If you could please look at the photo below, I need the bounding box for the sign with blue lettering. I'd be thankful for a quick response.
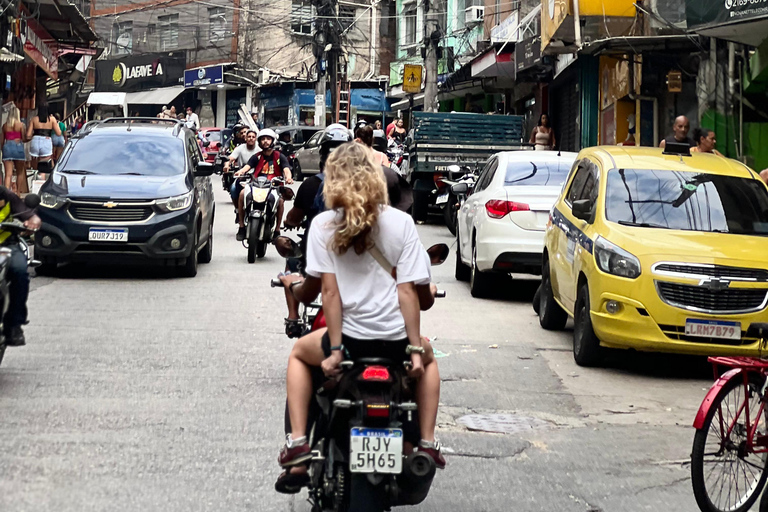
[184,65,224,88]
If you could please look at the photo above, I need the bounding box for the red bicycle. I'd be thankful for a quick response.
[691,323,768,512]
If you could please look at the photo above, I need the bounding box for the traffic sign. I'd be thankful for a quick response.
[403,64,422,94]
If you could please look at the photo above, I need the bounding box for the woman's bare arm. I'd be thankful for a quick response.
[529,127,537,144]
[321,273,343,349]
[52,118,62,136]
[26,118,34,140]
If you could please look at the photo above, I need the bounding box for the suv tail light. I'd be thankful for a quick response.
[485,200,530,219]
[361,366,390,381]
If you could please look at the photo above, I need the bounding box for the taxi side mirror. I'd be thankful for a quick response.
[572,199,593,222]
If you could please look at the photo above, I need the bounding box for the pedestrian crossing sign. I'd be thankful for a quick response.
[403,64,423,94]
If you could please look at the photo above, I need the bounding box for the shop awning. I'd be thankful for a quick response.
[87,92,126,106]
[125,86,185,105]
[391,94,424,110]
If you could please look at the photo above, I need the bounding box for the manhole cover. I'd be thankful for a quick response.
[457,414,551,434]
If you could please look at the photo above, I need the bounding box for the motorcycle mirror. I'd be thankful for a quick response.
[451,182,469,195]
[281,187,296,201]
[426,244,450,266]
[274,236,302,259]
[24,193,41,209]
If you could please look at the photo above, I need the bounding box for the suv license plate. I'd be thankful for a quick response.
[685,319,741,340]
[349,427,403,474]
[88,228,128,243]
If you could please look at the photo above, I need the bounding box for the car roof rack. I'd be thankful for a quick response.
[74,117,187,138]
[662,141,692,157]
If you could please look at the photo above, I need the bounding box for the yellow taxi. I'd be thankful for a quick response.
[539,144,768,366]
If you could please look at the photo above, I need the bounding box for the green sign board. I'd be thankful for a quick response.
[687,0,768,29]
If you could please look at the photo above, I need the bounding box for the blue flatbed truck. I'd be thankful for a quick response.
[405,111,528,222]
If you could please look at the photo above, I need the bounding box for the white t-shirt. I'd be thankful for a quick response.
[306,207,431,340]
[186,112,200,130]
[230,144,261,167]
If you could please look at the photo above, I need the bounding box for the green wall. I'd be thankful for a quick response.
[702,109,768,172]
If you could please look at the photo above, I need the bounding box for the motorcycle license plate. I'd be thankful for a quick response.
[435,192,449,205]
[88,228,128,242]
[349,427,403,474]
[685,319,741,340]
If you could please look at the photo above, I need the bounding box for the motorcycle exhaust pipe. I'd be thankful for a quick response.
[394,452,436,505]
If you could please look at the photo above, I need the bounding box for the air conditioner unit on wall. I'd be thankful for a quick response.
[465,6,484,25]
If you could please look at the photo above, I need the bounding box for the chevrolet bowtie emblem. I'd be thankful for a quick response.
[699,277,731,292]
[103,202,119,208]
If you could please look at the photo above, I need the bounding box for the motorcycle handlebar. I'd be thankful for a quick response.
[271,278,283,288]
[435,290,446,298]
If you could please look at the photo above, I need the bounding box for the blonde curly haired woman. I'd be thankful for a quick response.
[277,142,444,489]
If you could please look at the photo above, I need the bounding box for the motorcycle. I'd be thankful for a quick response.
[277,142,302,182]
[0,194,41,367]
[240,173,294,263]
[217,150,236,192]
[386,140,408,178]
[271,240,450,511]
[271,235,323,339]
[440,165,477,236]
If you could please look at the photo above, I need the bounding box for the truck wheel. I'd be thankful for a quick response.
[539,259,567,330]
[573,283,604,367]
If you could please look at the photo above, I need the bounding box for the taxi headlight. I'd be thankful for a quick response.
[40,192,66,209]
[156,191,193,212]
[594,236,641,279]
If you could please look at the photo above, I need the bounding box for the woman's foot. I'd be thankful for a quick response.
[285,318,303,339]
[274,466,309,494]
[278,435,312,467]
[417,439,446,469]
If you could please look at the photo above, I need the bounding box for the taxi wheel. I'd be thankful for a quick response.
[539,259,567,330]
[573,283,604,367]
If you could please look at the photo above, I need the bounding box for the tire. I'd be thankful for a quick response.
[455,235,470,282]
[573,283,603,367]
[469,242,494,298]
[692,373,768,512]
[178,229,198,278]
[293,160,303,182]
[247,218,259,264]
[347,473,387,512]
[443,195,458,235]
[35,262,57,277]
[533,283,542,315]
[538,259,567,330]
[0,343,5,367]
[256,240,268,258]
[198,216,214,264]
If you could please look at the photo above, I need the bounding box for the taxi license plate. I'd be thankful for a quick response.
[88,228,128,243]
[349,427,403,474]
[685,319,741,341]
[435,192,449,205]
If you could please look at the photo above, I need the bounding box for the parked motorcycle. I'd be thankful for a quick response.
[441,165,477,236]
[0,194,41,367]
[271,241,450,511]
[240,174,294,263]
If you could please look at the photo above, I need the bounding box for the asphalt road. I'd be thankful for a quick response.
[0,184,717,511]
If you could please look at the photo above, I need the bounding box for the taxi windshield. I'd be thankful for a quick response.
[605,169,768,236]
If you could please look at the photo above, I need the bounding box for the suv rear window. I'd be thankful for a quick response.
[504,159,571,187]
[59,132,186,176]
[605,169,768,235]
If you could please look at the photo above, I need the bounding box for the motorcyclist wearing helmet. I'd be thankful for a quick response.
[233,128,293,241]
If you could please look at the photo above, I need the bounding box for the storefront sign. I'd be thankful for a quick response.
[491,11,520,44]
[184,65,224,88]
[687,0,768,29]
[22,18,57,80]
[515,37,541,76]
[403,64,423,94]
[95,53,185,92]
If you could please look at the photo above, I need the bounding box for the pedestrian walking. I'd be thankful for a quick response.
[1,105,27,193]
[659,115,695,148]
[530,114,556,151]
[26,104,61,181]
[51,113,66,163]
[185,106,200,131]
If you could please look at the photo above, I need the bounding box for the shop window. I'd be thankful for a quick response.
[402,4,417,46]
[209,7,227,42]
[291,0,313,35]
[159,14,179,51]
[338,5,356,32]
[112,21,132,56]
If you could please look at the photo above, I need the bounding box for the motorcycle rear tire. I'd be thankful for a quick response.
[247,219,260,264]
[348,473,387,512]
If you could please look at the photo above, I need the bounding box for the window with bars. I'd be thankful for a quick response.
[158,14,179,51]
[112,21,133,56]
[338,5,356,32]
[291,0,313,35]
[209,7,227,42]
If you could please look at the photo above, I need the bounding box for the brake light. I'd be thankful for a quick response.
[361,366,390,381]
[485,200,530,219]
[366,403,390,417]
[433,173,445,186]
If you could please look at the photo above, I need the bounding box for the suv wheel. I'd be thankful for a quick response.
[469,243,494,298]
[199,214,214,264]
[179,229,199,277]
[293,160,303,181]
[538,258,567,330]
[573,283,604,367]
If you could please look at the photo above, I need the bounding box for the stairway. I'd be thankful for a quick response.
[336,80,351,127]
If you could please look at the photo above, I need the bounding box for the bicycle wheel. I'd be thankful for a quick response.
[692,373,768,512]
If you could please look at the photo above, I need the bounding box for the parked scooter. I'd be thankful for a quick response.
[441,165,477,236]
[240,173,294,263]
[271,241,450,511]
[0,194,41,367]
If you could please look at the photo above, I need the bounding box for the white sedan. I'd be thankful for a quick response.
[455,150,578,297]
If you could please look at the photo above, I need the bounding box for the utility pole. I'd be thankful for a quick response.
[423,0,440,113]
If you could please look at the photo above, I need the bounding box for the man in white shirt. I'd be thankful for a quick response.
[185,106,200,131]
[225,130,260,172]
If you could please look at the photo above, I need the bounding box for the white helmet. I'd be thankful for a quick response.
[257,128,278,148]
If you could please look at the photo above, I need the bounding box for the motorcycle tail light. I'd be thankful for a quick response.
[485,200,530,219]
[361,366,390,381]
[433,173,444,186]
[366,403,390,418]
